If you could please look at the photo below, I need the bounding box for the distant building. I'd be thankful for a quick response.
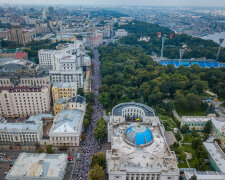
[157,32,162,38]
[7,27,35,45]
[52,82,77,104]
[38,41,90,89]
[204,142,225,173]
[0,86,50,118]
[5,152,68,180]
[115,29,128,38]
[0,59,50,88]
[181,115,225,144]
[53,95,86,115]
[211,117,225,145]
[107,102,179,180]
[139,36,151,42]
[181,116,211,131]
[49,109,85,146]
[184,170,225,180]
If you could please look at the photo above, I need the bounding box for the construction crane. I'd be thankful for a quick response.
[160,35,166,59]
[216,38,224,60]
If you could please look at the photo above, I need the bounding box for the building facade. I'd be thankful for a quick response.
[52,82,77,104]
[184,170,225,180]
[53,95,86,115]
[0,86,50,118]
[7,27,35,45]
[0,114,45,146]
[204,142,225,173]
[115,29,128,38]
[181,116,211,131]
[49,109,84,146]
[181,115,225,144]
[38,41,90,89]
[107,102,179,180]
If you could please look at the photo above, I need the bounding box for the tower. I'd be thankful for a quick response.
[160,35,166,59]
[216,38,224,60]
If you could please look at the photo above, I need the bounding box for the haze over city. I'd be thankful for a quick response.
[0,1,225,180]
[1,0,225,7]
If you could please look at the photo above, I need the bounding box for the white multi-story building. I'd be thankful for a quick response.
[0,114,46,146]
[49,109,84,147]
[38,41,90,89]
[184,170,225,180]
[107,102,179,180]
[6,153,68,180]
[0,86,50,118]
[204,142,225,173]
[115,29,128,38]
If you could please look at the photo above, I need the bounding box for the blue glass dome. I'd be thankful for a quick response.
[123,124,154,146]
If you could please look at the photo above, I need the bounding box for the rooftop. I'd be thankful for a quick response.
[112,102,155,117]
[51,109,83,133]
[123,123,154,146]
[6,153,68,180]
[0,86,45,93]
[203,142,225,173]
[67,95,86,104]
[53,82,77,88]
[107,123,178,173]
[181,116,211,122]
[211,117,225,133]
[184,170,225,180]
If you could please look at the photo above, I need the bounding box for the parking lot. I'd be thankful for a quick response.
[0,161,12,179]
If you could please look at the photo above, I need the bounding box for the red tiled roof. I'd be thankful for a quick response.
[14,52,27,59]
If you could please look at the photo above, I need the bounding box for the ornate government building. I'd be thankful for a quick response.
[107,102,179,180]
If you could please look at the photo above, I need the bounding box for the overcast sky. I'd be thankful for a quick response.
[0,0,225,7]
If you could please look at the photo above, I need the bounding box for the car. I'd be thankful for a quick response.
[77,153,80,159]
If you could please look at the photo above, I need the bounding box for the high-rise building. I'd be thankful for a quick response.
[0,86,50,118]
[6,27,35,45]
[38,41,91,88]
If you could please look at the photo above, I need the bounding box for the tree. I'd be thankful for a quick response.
[204,120,212,134]
[191,127,197,137]
[84,118,90,128]
[180,151,186,161]
[37,148,44,153]
[85,92,95,104]
[88,164,105,180]
[180,124,189,134]
[191,175,197,180]
[91,152,107,169]
[78,88,84,96]
[46,145,54,154]
[192,138,203,149]
[94,118,107,142]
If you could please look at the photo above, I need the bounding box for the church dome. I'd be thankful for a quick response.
[123,123,154,146]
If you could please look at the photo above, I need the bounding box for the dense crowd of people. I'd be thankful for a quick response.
[76,49,103,180]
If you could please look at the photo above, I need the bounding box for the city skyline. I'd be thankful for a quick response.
[1,0,225,7]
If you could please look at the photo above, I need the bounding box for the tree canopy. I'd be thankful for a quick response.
[88,164,105,180]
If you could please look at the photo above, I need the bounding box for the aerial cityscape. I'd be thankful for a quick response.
[0,1,225,180]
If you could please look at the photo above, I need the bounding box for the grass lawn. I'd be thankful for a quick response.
[182,144,212,170]
[176,107,206,116]
[158,115,177,129]
[183,135,194,143]
[178,160,188,168]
